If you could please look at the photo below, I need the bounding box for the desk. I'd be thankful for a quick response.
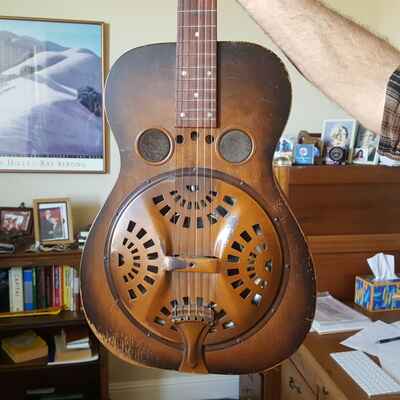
[240,308,400,400]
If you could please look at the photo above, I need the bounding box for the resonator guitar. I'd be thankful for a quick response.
[81,0,316,374]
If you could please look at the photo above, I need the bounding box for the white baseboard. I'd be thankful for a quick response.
[110,374,239,400]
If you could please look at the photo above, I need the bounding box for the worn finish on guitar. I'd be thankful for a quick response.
[81,0,315,375]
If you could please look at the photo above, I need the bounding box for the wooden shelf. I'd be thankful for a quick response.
[0,247,81,268]
[0,352,98,373]
[0,230,107,398]
[0,311,85,332]
[275,164,400,186]
[275,164,400,236]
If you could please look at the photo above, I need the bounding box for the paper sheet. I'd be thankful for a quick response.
[341,320,400,383]
[341,320,400,356]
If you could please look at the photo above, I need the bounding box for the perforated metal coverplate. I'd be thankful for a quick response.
[105,171,284,347]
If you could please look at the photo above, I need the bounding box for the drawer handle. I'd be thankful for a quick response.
[26,388,56,395]
[317,385,329,399]
[289,377,302,394]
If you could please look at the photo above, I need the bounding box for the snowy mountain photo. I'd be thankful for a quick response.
[0,18,104,172]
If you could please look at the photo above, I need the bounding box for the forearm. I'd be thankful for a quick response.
[238,0,400,132]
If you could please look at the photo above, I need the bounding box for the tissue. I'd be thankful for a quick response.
[367,253,398,281]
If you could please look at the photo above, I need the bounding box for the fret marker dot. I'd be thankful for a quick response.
[195,31,200,37]
[208,112,213,118]
[180,112,186,118]
[194,92,199,98]
[207,71,212,77]
[181,71,187,77]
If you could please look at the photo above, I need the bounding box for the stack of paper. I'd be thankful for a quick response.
[341,320,400,383]
[312,293,372,334]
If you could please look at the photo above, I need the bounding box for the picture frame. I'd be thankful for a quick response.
[273,137,294,166]
[352,127,380,165]
[321,119,358,164]
[33,198,74,245]
[0,207,33,236]
[0,16,107,173]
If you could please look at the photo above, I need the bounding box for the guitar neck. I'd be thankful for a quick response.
[176,0,218,128]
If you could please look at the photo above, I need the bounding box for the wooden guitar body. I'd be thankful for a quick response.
[81,41,315,374]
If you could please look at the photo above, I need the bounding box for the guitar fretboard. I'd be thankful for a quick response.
[176,0,217,128]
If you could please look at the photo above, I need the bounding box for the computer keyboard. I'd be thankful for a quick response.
[331,351,400,397]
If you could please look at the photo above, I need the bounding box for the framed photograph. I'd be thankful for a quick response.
[0,16,106,172]
[0,207,33,236]
[352,127,380,165]
[273,137,294,166]
[321,119,358,164]
[33,198,74,245]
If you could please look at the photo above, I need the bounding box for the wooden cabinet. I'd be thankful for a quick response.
[281,360,315,400]
[274,165,400,300]
[0,248,109,400]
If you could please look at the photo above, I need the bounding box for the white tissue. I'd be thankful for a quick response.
[367,253,398,281]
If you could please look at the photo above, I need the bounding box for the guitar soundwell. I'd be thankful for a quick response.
[81,0,316,374]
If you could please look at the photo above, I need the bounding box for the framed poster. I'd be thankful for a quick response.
[0,16,106,172]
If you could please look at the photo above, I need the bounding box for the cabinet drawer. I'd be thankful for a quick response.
[291,345,347,400]
[281,360,316,400]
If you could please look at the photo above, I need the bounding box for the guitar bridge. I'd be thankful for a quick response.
[172,303,214,324]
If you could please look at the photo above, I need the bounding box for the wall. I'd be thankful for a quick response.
[0,0,398,399]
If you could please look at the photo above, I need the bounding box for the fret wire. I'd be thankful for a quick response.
[178,10,217,13]
[181,25,216,28]
[176,0,218,127]
[177,66,216,69]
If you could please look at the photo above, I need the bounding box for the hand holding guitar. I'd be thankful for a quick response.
[237,0,400,134]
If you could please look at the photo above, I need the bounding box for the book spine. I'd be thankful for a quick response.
[0,268,10,313]
[51,265,56,307]
[62,266,67,309]
[54,265,61,308]
[23,268,33,311]
[8,269,14,312]
[31,268,37,310]
[73,268,80,312]
[37,267,46,309]
[12,267,24,312]
[45,267,52,309]
[70,267,75,312]
[63,266,71,311]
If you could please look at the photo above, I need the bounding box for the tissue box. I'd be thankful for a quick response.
[355,275,400,311]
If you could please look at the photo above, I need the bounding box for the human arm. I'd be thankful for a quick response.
[237,0,400,133]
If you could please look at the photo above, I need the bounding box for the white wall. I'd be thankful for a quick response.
[0,0,399,399]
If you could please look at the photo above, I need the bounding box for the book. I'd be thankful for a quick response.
[73,268,80,311]
[312,292,372,334]
[1,330,48,363]
[0,268,10,312]
[10,267,24,312]
[62,326,90,350]
[23,268,34,311]
[45,267,52,308]
[32,268,37,310]
[53,334,92,363]
[53,265,61,308]
[37,268,46,309]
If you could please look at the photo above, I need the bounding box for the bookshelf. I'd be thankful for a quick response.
[0,246,109,400]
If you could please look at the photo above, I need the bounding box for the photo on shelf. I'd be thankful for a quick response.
[33,198,74,245]
[321,119,358,164]
[352,126,380,165]
[273,137,294,166]
[0,207,33,237]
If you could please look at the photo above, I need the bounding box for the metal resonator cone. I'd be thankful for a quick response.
[105,170,284,372]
